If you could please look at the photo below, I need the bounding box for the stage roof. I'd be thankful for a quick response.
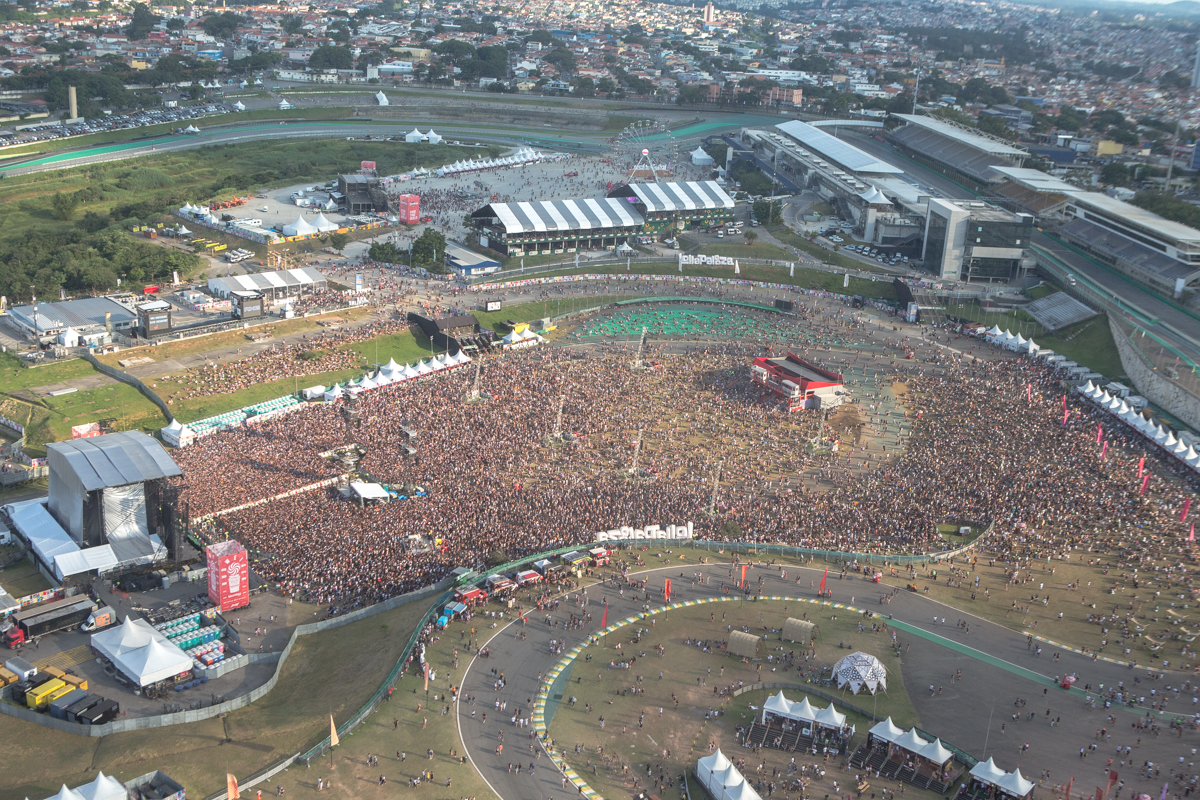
[46,431,181,492]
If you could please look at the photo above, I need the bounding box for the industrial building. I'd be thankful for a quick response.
[337,173,389,214]
[888,114,1028,187]
[989,167,1200,296]
[207,267,327,301]
[922,199,1034,283]
[8,296,136,342]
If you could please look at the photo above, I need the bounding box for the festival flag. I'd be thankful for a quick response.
[819,568,828,596]
[1106,770,1119,796]
[329,714,339,747]
[1182,499,1192,521]
[423,662,429,692]
[1027,383,1032,404]
[600,603,608,629]
[1063,408,1070,426]
[227,775,240,800]
[664,578,672,603]
[1062,394,1067,412]
[740,564,748,589]
[1101,441,1108,459]
[1097,425,1103,443]
[1065,777,1074,800]
[1141,474,1150,495]
[1138,457,1145,479]
[1094,789,1104,800]
[1189,523,1194,542]
[1160,783,1169,800]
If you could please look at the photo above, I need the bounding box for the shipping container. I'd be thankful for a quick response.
[49,688,88,719]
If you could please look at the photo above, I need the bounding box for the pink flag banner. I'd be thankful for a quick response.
[1097,425,1103,443]
[1138,457,1145,479]
[1027,384,1032,403]
[1141,474,1150,495]
[1183,499,1192,521]
[1101,442,1108,459]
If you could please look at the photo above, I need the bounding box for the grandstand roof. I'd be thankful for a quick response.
[473,198,644,233]
[1062,191,1200,247]
[990,166,1077,193]
[891,115,1027,157]
[775,121,904,175]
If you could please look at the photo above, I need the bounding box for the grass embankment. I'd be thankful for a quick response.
[549,598,922,800]
[0,108,359,162]
[3,139,484,239]
[0,352,166,454]
[0,543,53,596]
[768,223,889,272]
[945,301,1123,378]
[0,599,428,800]
[1026,284,1058,301]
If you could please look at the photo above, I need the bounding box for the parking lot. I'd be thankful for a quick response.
[4,103,231,148]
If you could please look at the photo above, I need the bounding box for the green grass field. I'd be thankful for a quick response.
[0,599,429,800]
[698,241,795,261]
[0,544,53,596]
[768,224,882,272]
[1026,284,1058,301]
[3,139,483,240]
[0,352,100,392]
[1037,316,1125,379]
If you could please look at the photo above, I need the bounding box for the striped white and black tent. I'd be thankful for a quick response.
[472,198,644,234]
[616,180,734,213]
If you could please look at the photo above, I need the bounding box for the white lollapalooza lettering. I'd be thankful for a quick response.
[680,255,735,267]
[595,522,694,542]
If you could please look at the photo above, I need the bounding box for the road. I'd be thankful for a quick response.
[456,559,1195,800]
[838,131,1200,365]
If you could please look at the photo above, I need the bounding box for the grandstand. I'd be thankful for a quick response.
[989,167,1075,217]
[1025,292,1099,331]
[888,114,1027,187]
[1058,218,1200,294]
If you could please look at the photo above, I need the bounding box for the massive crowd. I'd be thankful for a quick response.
[171,308,1199,609]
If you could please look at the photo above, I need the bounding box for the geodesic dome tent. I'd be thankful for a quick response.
[728,630,760,659]
[833,651,887,694]
[782,617,815,646]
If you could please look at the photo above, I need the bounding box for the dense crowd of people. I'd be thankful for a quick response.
[171,308,1199,609]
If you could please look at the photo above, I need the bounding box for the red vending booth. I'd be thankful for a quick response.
[396,194,420,224]
[207,540,250,612]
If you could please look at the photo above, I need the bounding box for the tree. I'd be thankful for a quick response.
[411,228,446,269]
[744,230,758,246]
[308,45,354,71]
[281,14,304,34]
[51,191,80,221]
[1100,162,1131,187]
[125,3,159,40]
[328,232,350,252]
[433,39,476,64]
[752,199,781,225]
[542,48,576,74]
[977,113,1016,140]
[201,11,245,40]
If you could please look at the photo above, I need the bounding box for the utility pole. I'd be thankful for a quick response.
[554,391,566,440]
[709,463,722,516]
[912,70,921,115]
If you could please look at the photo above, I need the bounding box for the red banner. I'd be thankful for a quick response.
[664,578,671,603]
[740,564,747,589]
[361,160,377,171]
[601,603,608,629]
[819,568,828,595]
[1138,457,1145,478]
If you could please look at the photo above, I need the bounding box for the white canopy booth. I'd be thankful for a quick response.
[966,757,1035,800]
[91,616,194,687]
[864,717,957,788]
[283,216,319,236]
[695,750,762,800]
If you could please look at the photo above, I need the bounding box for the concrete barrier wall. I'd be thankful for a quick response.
[82,353,174,424]
[1109,316,1200,432]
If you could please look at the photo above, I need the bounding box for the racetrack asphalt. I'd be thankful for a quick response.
[455,557,1197,800]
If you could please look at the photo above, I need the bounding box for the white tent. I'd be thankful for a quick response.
[696,749,732,789]
[406,128,426,143]
[324,384,345,402]
[380,357,402,376]
[59,327,80,347]
[414,360,434,375]
[76,772,129,800]
[177,225,191,237]
[47,786,87,800]
[432,353,453,370]
[997,769,1035,798]
[160,418,195,448]
[919,738,954,766]
[233,101,246,111]
[426,130,442,144]
[311,213,340,233]
[986,325,1003,337]
[358,375,378,391]
[399,364,420,380]
[301,385,326,400]
[452,349,472,366]
[91,616,193,687]
[832,651,887,694]
[375,91,389,106]
[183,124,200,134]
[283,216,318,236]
[1154,425,1171,445]
[969,757,1010,788]
[691,146,715,166]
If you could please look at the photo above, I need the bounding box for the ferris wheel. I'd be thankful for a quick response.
[611,119,679,182]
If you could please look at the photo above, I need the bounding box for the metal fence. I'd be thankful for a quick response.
[686,525,994,567]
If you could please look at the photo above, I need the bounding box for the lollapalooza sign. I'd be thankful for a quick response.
[679,254,736,266]
[596,522,694,542]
